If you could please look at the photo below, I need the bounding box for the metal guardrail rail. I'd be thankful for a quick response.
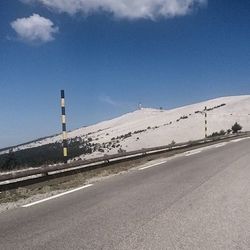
[0,132,248,184]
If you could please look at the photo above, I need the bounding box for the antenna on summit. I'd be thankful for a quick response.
[138,103,142,110]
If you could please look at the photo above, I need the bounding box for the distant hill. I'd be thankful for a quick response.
[1,95,250,169]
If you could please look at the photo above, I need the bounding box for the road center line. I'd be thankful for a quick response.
[22,184,93,208]
[139,161,167,170]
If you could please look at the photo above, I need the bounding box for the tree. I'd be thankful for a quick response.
[219,130,226,136]
[231,122,242,134]
[2,150,17,171]
[169,140,176,148]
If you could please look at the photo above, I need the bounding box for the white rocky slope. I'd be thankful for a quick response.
[1,95,250,159]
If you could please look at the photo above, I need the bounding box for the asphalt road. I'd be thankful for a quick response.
[0,138,250,249]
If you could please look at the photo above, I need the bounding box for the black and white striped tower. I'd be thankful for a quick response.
[204,106,208,138]
[61,90,68,162]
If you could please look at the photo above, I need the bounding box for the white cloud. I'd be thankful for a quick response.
[99,95,119,106]
[22,0,207,20]
[11,14,58,43]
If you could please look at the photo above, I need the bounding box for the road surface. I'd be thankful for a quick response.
[0,138,250,249]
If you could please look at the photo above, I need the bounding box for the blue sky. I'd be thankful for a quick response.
[0,0,250,148]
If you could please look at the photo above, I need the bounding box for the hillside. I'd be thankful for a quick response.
[1,95,250,166]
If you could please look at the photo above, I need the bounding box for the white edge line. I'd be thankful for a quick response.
[231,138,247,143]
[10,136,250,207]
[139,161,167,170]
[22,184,93,208]
[185,150,202,156]
[215,142,227,148]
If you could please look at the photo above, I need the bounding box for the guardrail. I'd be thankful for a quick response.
[0,132,248,184]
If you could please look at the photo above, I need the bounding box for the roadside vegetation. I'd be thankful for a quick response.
[0,120,244,171]
[0,140,93,171]
[208,122,242,138]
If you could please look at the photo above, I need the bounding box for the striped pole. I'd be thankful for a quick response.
[204,106,208,138]
[61,90,68,162]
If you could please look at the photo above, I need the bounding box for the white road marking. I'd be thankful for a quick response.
[22,184,93,208]
[139,161,167,170]
[231,138,247,143]
[185,150,202,156]
[215,142,227,148]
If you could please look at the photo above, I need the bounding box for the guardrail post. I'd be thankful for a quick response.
[42,172,49,177]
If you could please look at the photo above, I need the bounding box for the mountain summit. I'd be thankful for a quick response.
[1,95,250,162]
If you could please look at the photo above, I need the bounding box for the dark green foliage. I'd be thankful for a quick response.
[208,132,220,137]
[118,148,126,154]
[206,103,226,111]
[219,130,226,135]
[179,115,188,120]
[194,103,226,115]
[123,132,132,139]
[133,129,146,134]
[208,130,226,137]
[171,140,176,145]
[0,138,94,171]
[1,150,18,171]
[169,140,176,148]
[231,122,242,133]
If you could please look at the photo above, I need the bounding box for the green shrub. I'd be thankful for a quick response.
[232,122,242,133]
